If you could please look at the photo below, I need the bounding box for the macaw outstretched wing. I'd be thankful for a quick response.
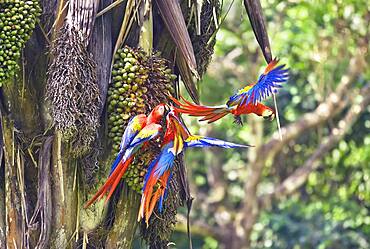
[227,58,289,107]
[185,135,253,148]
[241,58,289,105]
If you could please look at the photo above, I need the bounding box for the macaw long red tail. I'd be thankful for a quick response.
[84,156,134,208]
[169,96,230,123]
[139,170,171,226]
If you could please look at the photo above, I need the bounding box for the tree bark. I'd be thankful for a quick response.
[105,189,140,249]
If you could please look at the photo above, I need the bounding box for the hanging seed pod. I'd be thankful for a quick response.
[46,24,101,157]
[108,46,177,193]
[185,0,221,77]
[144,54,176,110]
[0,0,42,85]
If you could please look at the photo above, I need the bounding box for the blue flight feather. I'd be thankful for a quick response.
[158,171,173,213]
[153,144,176,178]
[228,64,289,107]
[143,156,160,191]
[244,65,289,105]
[185,136,252,149]
[109,152,123,175]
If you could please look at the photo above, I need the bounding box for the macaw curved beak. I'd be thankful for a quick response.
[262,109,275,121]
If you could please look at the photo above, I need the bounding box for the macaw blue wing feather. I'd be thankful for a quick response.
[143,156,160,191]
[119,114,147,151]
[185,136,252,148]
[242,59,289,105]
[158,171,173,213]
[110,152,124,175]
[110,114,147,174]
[153,143,176,178]
[117,124,162,174]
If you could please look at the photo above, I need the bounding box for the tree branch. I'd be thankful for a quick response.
[29,136,54,249]
[259,84,370,208]
[176,214,223,239]
[105,189,140,249]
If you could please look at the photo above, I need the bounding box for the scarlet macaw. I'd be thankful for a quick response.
[138,109,251,224]
[84,104,166,208]
[170,58,289,125]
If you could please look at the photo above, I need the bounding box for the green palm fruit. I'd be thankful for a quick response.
[0,0,42,85]
[108,46,177,192]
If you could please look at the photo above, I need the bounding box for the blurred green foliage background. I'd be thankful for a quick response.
[167,0,370,248]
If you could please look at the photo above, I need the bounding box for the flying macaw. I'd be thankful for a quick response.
[84,104,166,208]
[138,109,251,225]
[170,58,289,125]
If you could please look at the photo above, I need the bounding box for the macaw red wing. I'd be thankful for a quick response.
[84,156,134,208]
[84,124,162,208]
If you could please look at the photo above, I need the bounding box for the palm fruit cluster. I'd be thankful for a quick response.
[0,0,42,85]
[107,45,176,194]
[108,46,149,148]
[123,146,159,193]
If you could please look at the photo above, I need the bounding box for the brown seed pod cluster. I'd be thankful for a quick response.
[0,0,41,85]
[186,0,221,77]
[46,24,101,157]
[107,46,176,193]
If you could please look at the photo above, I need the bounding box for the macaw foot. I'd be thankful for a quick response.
[233,115,243,126]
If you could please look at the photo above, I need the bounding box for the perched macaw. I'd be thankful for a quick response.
[84,104,166,208]
[138,109,251,225]
[170,58,289,125]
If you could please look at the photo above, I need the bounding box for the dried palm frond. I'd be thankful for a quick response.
[243,0,272,63]
[67,0,100,41]
[97,0,125,17]
[112,0,139,59]
[29,136,54,249]
[155,0,199,103]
